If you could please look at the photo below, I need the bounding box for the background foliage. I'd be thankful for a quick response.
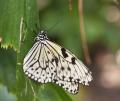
[0,0,120,101]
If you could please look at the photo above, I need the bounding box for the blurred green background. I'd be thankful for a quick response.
[0,0,120,101]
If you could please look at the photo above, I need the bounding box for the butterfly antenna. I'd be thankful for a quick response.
[35,23,41,32]
[47,17,63,32]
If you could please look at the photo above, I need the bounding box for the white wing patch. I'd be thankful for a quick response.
[23,37,92,94]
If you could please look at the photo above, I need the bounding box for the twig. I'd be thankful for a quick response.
[69,0,73,15]
[78,0,91,65]
[28,80,36,98]
[25,80,28,96]
[19,17,23,52]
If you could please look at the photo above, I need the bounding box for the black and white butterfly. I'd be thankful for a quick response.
[23,31,92,94]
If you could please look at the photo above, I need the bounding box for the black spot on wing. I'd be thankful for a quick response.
[61,48,68,58]
[51,58,54,62]
[67,67,71,71]
[62,75,65,80]
[71,57,76,64]
[51,57,58,66]
[54,57,58,66]
[61,66,64,71]
[47,51,50,54]
[69,77,73,82]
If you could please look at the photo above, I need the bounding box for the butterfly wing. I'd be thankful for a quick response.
[23,38,92,94]
[45,40,92,85]
[23,42,56,83]
[54,77,79,94]
[41,40,92,94]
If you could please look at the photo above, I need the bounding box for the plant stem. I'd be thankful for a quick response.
[78,0,91,64]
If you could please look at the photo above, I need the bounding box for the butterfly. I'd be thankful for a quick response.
[23,31,92,94]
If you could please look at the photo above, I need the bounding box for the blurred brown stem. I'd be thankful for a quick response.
[78,0,91,64]
[69,0,73,15]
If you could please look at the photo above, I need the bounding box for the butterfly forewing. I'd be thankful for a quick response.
[23,42,41,72]
[23,31,92,94]
[24,43,53,83]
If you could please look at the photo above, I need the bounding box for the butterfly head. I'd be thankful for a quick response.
[35,30,48,41]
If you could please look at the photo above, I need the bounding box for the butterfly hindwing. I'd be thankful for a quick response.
[45,40,92,85]
[41,45,80,94]
[54,76,79,94]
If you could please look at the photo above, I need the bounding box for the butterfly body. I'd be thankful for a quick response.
[23,31,92,94]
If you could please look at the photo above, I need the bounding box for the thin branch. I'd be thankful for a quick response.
[29,80,36,98]
[69,0,73,15]
[25,80,28,96]
[78,0,91,65]
[19,17,24,52]
[0,36,2,43]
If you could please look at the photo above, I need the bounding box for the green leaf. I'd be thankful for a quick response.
[0,0,24,50]
[37,83,72,101]
[0,46,16,93]
[0,0,39,50]
[0,84,17,101]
